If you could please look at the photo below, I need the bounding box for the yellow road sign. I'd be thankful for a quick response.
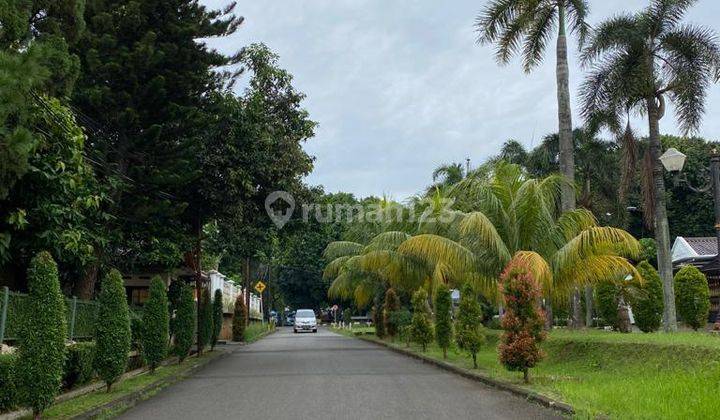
[254,281,266,294]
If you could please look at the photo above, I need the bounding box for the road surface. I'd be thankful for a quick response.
[119,327,560,419]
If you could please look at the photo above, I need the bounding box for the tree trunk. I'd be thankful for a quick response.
[570,289,583,328]
[472,353,477,369]
[544,298,553,330]
[556,4,575,213]
[74,262,99,299]
[584,286,593,327]
[523,368,529,384]
[195,218,203,356]
[647,95,678,332]
[443,347,447,359]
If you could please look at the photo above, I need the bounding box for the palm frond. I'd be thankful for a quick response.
[363,231,412,252]
[398,234,476,277]
[522,3,556,71]
[458,211,511,264]
[322,255,350,281]
[322,241,363,260]
[509,250,553,292]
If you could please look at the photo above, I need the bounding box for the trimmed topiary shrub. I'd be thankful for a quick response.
[95,269,131,392]
[373,291,386,338]
[410,289,433,351]
[167,280,183,340]
[632,261,664,333]
[174,282,195,362]
[0,353,17,412]
[142,277,169,373]
[675,265,710,330]
[342,308,352,325]
[455,283,485,368]
[596,280,619,329]
[16,252,67,416]
[211,289,223,350]
[434,284,453,358]
[499,262,546,383]
[391,309,413,346]
[232,294,247,342]
[63,342,96,389]
[198,288,213,354]
[383,288,401,338]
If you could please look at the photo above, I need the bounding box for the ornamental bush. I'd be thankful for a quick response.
[232,294,247,342]
[342,308,352,324]
[211,289,223,350]
[63,342,96,389]
[383,288,401,338]
[632,261,664,333]
[16,252,67,415]
[142,277,169,372]
[455,283,485,368]
[434,284,453,358]
[198,288,213,354]
[595,280,619,329]
[167,280,183,340]
[174,282,195,362]
[373,292,386,338]
[95,269,131,392]
[391,309,413,347]
[410,289,433,351]
[498,262,546,383]
[0,354,17,412]
[675,265,710,330]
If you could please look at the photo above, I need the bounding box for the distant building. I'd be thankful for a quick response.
[671,236,720,322]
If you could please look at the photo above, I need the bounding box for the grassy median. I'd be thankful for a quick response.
[337,326,720,419]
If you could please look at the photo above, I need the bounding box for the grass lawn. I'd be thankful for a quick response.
[356,328,720,419]
[244,322,275,343]
[41,352,221,419]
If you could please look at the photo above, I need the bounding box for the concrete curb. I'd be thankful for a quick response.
[357,336,574,416]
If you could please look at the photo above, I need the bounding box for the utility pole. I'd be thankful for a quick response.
[465,158,471,177]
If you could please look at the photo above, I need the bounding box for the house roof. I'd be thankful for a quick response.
[682,237,717,256]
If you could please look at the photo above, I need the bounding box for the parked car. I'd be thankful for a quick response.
[285,310,295,326]
[293,309,318,333]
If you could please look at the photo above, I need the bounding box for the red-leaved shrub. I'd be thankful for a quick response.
[498,261,546,383]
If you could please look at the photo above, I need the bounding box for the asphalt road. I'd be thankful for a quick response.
[119,327,560,420]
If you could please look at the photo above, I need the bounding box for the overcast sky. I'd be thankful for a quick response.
[202,0,720,200]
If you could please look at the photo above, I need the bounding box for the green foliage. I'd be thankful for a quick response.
[232,294,247,342]
[211,289,223,350]
[0,353,17,412]
[94,269,131,391]
[410,289,433,352]
[632,261,663,333]
[434,284,453,358]
[639,238,658,265]
[342,308,352,323]
[167,280,183,340]
[197,288,212,353]
[596,280,620,329]
[499,263,545,383]
[674,265,710,331]
[383,288,401,338]
[16,252,67,414]
[373,291,386,338]
[173,282,195,362]
[141,277,169,372]
[455,283,485,368]
[63,342,95,389]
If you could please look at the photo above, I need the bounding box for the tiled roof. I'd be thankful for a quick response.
[683,237,718,256]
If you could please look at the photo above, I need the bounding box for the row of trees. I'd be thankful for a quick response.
[477,0,720,331]
[8,250,227,418]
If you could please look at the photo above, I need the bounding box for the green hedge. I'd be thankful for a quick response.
[675,265,711,330]
[94,269,131,391]
[1,292,98,341]
[0,353,17,412]
[142,277,169,372]
[63,342,96,389]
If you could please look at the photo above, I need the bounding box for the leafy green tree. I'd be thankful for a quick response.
[94,269,131,391]
[639,238,658,267]
[173,282,195,362]
[674,265,710,330]
[373,291,386,339]
[595,280,620,329]
[455,283,485,368]
[499,262,546,383]
[410,289,433,352]
[197,288,213,354]
[383,288,401,338]
[342,308,352,324]
[211,289,223,350]
[232,294,247,342]
[142,277,169,373]
[16,252,67,418]
[434,284,453,358]
[580,0,720,332]
[632,261,664,333]
[477,0,589,213]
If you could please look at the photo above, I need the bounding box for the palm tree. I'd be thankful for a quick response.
[427,162,465,195]
[476,0,589,213]
[580,0,720,332]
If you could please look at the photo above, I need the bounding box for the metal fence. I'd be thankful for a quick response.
[0,286,99,343]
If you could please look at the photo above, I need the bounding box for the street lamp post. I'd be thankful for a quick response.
[659,147,720,258]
